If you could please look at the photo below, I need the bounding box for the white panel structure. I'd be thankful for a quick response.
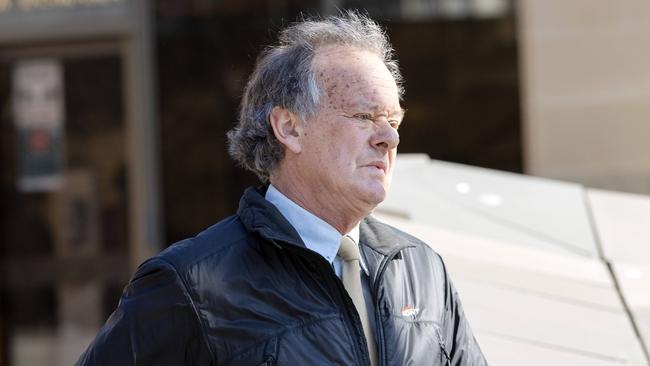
[377,154,650,365]
[382,155,599,256]
[588,189,650,357]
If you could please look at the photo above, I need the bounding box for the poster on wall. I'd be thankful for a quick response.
[12,58,65,192]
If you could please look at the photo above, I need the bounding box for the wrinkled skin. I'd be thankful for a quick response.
[271,46,405,234]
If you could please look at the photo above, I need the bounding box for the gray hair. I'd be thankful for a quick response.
[226,10,403,182]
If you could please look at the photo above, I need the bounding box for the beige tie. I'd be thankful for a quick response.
[338,236,379,366]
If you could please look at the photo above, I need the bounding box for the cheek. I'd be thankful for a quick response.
[308,139,349,172]
[307,119,368,171]
[320,127,356,160]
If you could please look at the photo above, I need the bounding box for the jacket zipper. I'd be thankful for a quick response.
[440,344,451,366]
[437,327,451,366]
[370,246,412,366]
[259,355,275,366]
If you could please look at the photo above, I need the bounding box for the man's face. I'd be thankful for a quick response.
[296,46,403,213]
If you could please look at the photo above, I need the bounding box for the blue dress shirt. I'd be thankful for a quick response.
[265,184,368,277]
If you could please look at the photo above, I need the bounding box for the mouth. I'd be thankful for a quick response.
[364,161,387,174]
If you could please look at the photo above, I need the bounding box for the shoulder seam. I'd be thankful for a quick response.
[155,257,217,363]
[163,216,249,271]
[180,233,250,270]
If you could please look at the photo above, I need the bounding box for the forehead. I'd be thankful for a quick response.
[312,46,392,84]
[312,46,400,111]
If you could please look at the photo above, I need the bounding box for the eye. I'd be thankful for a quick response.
[388,119,401,130]
[354,113,374,121]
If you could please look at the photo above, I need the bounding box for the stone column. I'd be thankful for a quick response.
[518,0,650,195]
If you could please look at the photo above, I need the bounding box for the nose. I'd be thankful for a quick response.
[371,119,400,152]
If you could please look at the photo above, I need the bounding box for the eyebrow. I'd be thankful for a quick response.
[363,104,407,118]
[341,98,406,119]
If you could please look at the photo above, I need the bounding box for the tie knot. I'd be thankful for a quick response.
[338,236,359,261]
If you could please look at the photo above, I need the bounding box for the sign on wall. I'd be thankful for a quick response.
[12,59,65,192]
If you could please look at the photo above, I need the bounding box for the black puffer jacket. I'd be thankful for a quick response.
[77,187,487,365]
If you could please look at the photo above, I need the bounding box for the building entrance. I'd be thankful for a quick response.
[0,42,133,366]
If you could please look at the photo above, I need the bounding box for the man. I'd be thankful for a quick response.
[77,12,487,366]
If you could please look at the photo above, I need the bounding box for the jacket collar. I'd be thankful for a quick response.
[237,186,306,248]
[359,215,414,256]
[238,186,412,257]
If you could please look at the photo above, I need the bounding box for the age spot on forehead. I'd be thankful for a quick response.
[326,81,339,100]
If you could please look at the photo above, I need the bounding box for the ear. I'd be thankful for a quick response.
[269,106,303,154]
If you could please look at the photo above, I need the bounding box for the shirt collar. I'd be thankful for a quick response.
[265,184,361,265]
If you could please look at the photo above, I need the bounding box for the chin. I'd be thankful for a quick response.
[358,183,388,207]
